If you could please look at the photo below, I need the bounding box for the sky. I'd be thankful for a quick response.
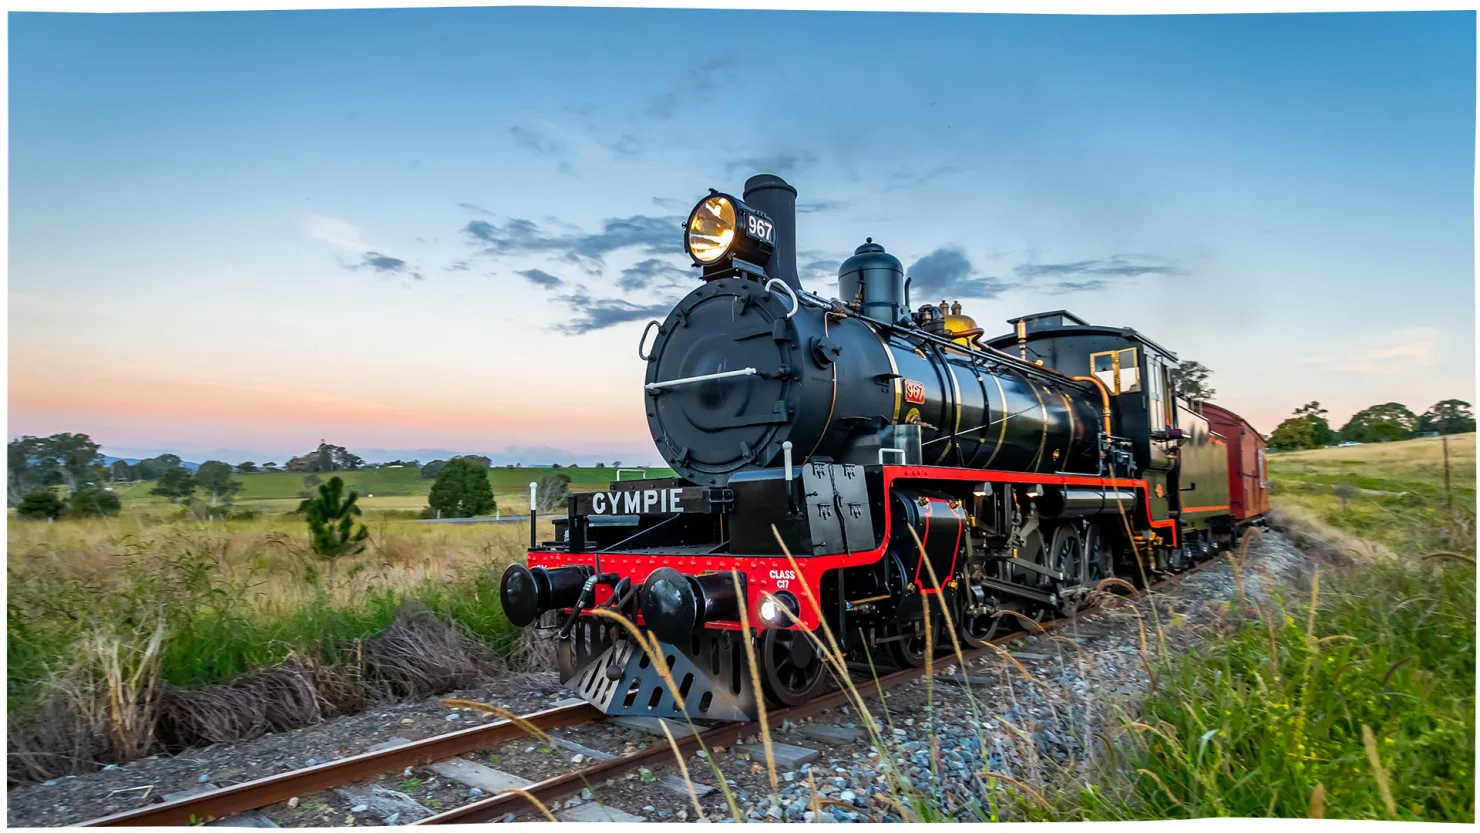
[8,9,1476,465]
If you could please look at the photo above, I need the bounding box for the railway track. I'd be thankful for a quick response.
[78,555,1227,828]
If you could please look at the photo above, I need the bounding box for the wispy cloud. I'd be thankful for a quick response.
[517,268,565,289]
[509,124,561,157]
[1302,327,1439,376]
[645,53,741,121]
[345,251,424,282]
[907,247,1014,300]
[304,214,365,251]
[618,258,692,292]
[1013,255,1188,293]
[800,257,842,284]
[797,200,844,214]
[887,163,968,190]
[563,291,674,333]
[461,214,681,270]
[724,151,818,177]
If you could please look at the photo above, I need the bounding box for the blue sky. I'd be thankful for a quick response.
[8,9,1475,464]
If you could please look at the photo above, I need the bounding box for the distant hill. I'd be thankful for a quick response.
[102,455,200,472]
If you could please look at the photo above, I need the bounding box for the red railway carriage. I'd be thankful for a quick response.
[1202,402,1270,521]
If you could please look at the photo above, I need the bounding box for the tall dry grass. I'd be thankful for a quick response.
[7,510,552,781]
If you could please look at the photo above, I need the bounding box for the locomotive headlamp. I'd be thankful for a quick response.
[759,591,800,626]
[686,195,736,264]
[684,191,777,272]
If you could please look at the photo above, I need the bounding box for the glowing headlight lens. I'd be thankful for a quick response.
[759,598,781,624]
[686,195,736,264]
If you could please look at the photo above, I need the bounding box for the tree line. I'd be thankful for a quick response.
[1268,399,1474,451]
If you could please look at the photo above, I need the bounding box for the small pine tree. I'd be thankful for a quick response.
[16,490,63,520]
[302,475,369,561]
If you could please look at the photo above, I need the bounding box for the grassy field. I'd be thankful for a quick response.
[5,507,566,781]
[1266,433,1475,554]
[108,463,675,514]
[1032,433,1476,822]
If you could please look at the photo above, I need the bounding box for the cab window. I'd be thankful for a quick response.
[1091,348,1141,395]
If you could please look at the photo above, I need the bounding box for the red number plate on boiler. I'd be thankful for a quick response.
[904,379,926,404]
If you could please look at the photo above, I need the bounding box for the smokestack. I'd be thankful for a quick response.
[742,173,800,291]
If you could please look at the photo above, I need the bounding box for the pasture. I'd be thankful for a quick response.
[107,463,675,514]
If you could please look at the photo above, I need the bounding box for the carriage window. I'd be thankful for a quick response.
[1090,348,1141,395]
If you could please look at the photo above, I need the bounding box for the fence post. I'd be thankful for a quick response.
[1443,435,1453,515]
[529,481,539,549]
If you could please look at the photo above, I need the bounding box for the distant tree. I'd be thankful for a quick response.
[551,463,562,470]
[535,474,573,513]
[1173,361,1215,402]
[133,453,183,481]
[236,461,259,473]
[9,437,59,506]
[49,433,103,491]
[262,461,280,472]
[1268,417,1320,451]
[329,444,364,471]
[1340,403,1417,444]
[110,460,135,481]
[285,454,317,473]
[302,476,369,562]
[67,485,121,517]
[16,490,64,520]
[132,457,165,480]
[455,454,492,470]
[1288,401,1336,446]
[427,458,496,518]
[595,462,606,468]
[1417,399,1476,436]
[150,467,197,503]
[298,473,322,498]
[8,433,104,505]
[195,460,244,507]
[613,461,622,467]
[421,460,448,479]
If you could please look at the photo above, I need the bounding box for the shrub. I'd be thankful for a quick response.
[535,474,573,512]
[426,459,495,518]
[66,486,121,518]
[16,490,63,520]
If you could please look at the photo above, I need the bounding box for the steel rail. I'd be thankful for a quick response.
[417,555,1224,824]
[79,703,603,827]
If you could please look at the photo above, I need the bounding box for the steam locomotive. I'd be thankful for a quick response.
[500,174,1268,721]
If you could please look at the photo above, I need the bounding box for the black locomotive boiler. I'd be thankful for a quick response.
[500,174,1265,721]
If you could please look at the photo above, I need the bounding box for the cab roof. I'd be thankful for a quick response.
[986,309,1179,362]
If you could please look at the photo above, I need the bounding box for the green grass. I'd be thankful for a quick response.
[108,464,676,514]
[1042,555,1474,821]
[1029,437,1476,822]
